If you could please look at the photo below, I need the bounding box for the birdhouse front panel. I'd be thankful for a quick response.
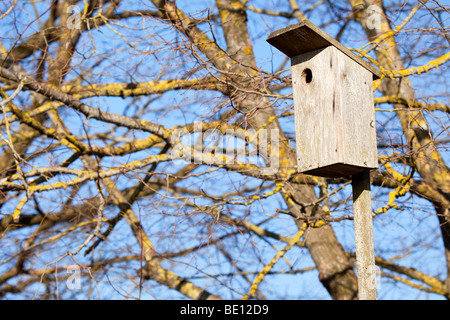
[291,45,378,178]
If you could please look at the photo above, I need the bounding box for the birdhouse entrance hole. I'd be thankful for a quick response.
[302,68,312,83]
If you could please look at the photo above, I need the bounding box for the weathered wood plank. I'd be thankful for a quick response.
[338,47,378,170]
[352,170,377,300]
[292,47,343,174]
[267,20,382,79]
[291,46,377,178]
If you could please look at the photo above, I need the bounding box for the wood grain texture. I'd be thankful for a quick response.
[291,46,378,178]
[352,170,377,300]
[266,20,382,79]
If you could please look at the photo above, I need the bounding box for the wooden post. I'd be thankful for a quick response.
[352,170,377,300]
[267,21,380,300]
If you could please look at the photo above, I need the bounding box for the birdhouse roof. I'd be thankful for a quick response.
[267,20,382,79]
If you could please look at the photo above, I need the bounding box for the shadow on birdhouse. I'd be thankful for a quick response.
[267,21,381,178]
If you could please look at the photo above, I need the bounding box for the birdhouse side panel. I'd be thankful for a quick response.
[291,47,344,173]
[337,52,378,170]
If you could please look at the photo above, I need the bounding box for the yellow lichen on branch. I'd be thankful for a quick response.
[26,218,109,250]
[242,222,307,300]
[0,0,18,21]
[374,162,413,215]
[382,51,450,78]
[61,77,223,98]
[374,96,450,114]
[0,153,174,194]
[375,256,448,298]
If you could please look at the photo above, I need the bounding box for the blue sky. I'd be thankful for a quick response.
[0,0,448,300]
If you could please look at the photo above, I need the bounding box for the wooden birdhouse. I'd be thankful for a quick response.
[267,21,382,178]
